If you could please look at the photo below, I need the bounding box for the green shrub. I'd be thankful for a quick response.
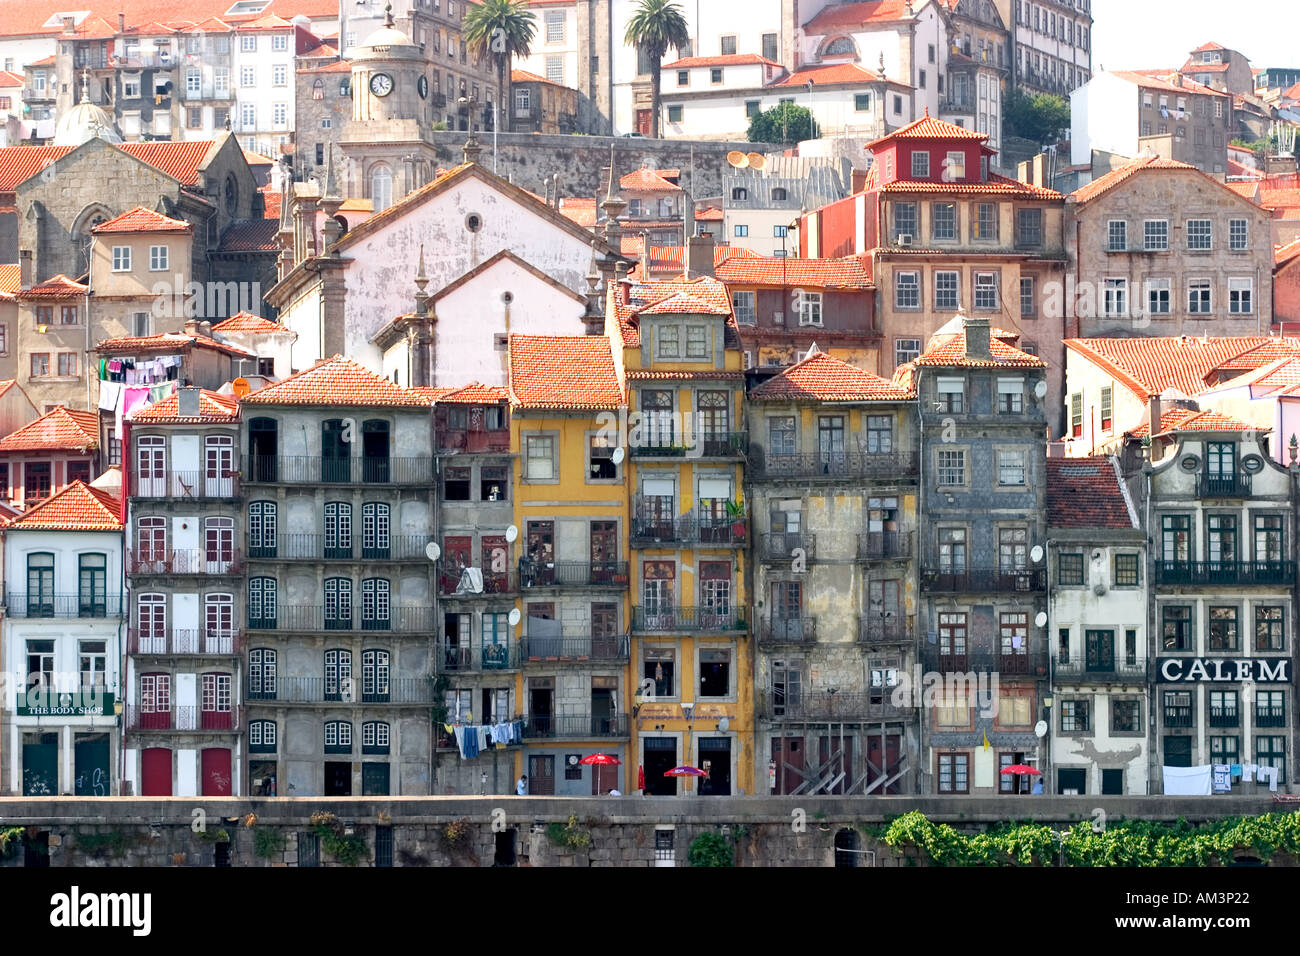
[688,832,734,867]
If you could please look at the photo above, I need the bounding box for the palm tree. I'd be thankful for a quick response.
[624,0,690,138]
[463,0,537,133]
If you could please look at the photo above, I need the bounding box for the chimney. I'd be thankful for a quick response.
[614,260,631,305]
[62,16,76,35]
[1148,393,1163,439]
[118,12,125,32]
[19,249,32,290]
[179,386,201,417]
[963,315,990,360]
[184,317,200,335]
[199,319,212,337]
[687,233,716,278]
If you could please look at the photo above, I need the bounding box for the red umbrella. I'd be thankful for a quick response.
[638,765,645,790]
[664,765,707,777]
[580,753,621,766]
[1000,764,1042,775]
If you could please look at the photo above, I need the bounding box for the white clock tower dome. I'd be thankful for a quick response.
[351,3,427,125]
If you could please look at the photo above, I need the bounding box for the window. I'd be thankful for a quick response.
[937,449,966,486]
[710,68,722,84]
[937,377,964,414]
[1102,278,1127,317]
[1256,606,1285,651]
[1162,605,1191,651]
[1257,691,1286,729]
[745,99,760,118]
[443,466,470,501]
[895,271,920,309]
[1112,699,1142,734]
[1107,219,1127,251]
[762,32,778,60]
[1058,553,1084,585]
[112,246,131,271]
[895,338,920,367]
[732,224,748,238]
[866,415,892,454]
[767,416,796,457]
[57,353,76,376]
[250,720,277,753]
[657,325,680,358]
[1257,736,1287,784]
[30,354,49,377]
[911,151,930,178]
[148,245,168,271]
[797,292,822,327]
[363,721,391,755]
[918,69,926,88]
[1208,606,1238,651]
[1229,219,1248,250]
[893,94,902,114]
[945,150,965,179]
[731,291,755,325]
[974,272,998,311]
[1256,514,1284,563]
[667,105,682,123]
[938,611,967,662]
[932,203,956,240]
[362,579,390,630]
[271,33,288,51]
[248,577,277,628]
[854,93,871,111]
[719,34,737,55]
[1147,278,1171,315]
[249,647,277,697]
[272,102,286,127]
[272,64,286,86]
[699,648,730,697]
[123,76,140,98]
[998,378,1024,413]
[937,753,969,792]
[188,107,202,129]
[1114,553,1139,586]
[545,10,564,43]
[1015,208,1042,247]
[60,306,77,325]
[893,202,917,239]
[644,647,676,698]
[324,720,352,754]
[362,649,390,700]
[1019,277,1035,318]
[927,271,959,311]
[23,553,53,617]
[1161,514,1190,563]
[998,449,1026,486]
[588,435,618,481]
[241,103,256,129]
[525,435,555,480]
[1099,386,1113,431]
[1070,392,1082,437]
[1229,278,1253,315]
[1187,219,1212,250]
[1061,699,1090,732]
[686,325,708,357]
[1188,279,1212,314]
[973,203,996,240]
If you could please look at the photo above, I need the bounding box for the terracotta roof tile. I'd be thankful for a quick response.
[0,0,336,39]
[15,273,87,299]
[260,188,282,221]
[212,311,287,334]
[633,290,731,316]
[1071,154,1201,204]
[91,206,192,234]
[243,355,432,407]
[1064,336,1292,398]
[620,166,682,192]
[0,140,215,193]
[715,255,873,288]
[96,331,254,358]
[750,350,915,401]
[882,173,1062,199]
[130,388,239,423]
[1126,406,1260,437]
[665,53,780,69]
[915,330,1046,368]
[1046,457,1137,529]
[770,62,885,87]
[695,205,724,221]
[433,382,509,404]
[558,196,597,227]
[6,480,120,531]
[0,263,18,299]
[1227,181,1261,200]
[805,0,914,32]
[866,112,989,149]
[1111,70,1229,97]
[0,406,99,451]
[0,70,24,87]
[408,386,456,401]
[507,335,623,410]
[220,218,279,251]
[1275,236,1300,267]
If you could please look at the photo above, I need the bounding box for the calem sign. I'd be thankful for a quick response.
[1156,658,1292,683]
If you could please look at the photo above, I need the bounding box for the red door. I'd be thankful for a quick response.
[865,733,902,794]
[201,748,232,796]
[442,535,472,593]
[635,109,652,135]
[141,748,172,796]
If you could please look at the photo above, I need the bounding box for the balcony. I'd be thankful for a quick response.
[1164,705,1195,728]
[757,617,816,646]
[857,614,910,644]
[1155,561,1295,587]
[439,569,518,597]
[127,549,243,575]
[519,561,630,589]
[922,646,1049,676]
[521,713,629,738]
[759,691,913,722]
[921,567,1047,592]
[246,605,434,633]
[1208,706,1240,728]
[437,427,511,454]
[130,470,239,499]
[521,634,630,661]
[1255,706,1286,728]
[112,53,177,69]
[630,513,748,547]
[632,605,747,633]
[247,534,430,561]
[15,688,114,717]
[628,432,748,459]
[127,628,241,656]
[857,531,912,562]
[748,449,917,481]
[242,455,433,486]
[758,532,816,562]
[22,87,55,102]
[244,676,436,705]
[437,641,521,672]
[1197,473,1252,498]
[125,705,242,732]
[5,593,123,618]
[1052,659,1150,683]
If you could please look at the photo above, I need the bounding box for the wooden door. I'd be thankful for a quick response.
[865,733,901,794]
[204,435,233,497]
[141,747,172,796]
[590,520,617,584]
[635,108,651,135]
[528,755,555,795]
[201,748,232,796]
[136,436,166,497]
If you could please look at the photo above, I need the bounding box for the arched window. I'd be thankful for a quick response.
[248,577,277,629]
[324,502,352,558]
[362,578,390,630]
[324,649,353,700]
[371,164,394,212]
[324,720,353,753]
[362,502,391,558]
[362,649,390,701]
[250,720,277,753]
[249,647,277,698]
[205,593,234,653]
[248,501,277,557]
[136,592,167,653]
[324,577,353,629]
[363,721,391,754]
[822,36,857,56]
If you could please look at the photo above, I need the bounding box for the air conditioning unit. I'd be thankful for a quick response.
[896,233,913,246]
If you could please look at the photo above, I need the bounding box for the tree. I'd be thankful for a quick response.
[463,0,537,133]
[1003,89,1071,145]
[748,101,820,144]
[624,0,690,138]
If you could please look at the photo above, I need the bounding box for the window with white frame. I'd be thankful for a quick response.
[1146,278,1171,315]
[997,377,1023,413]
[273,64,286,86]
[545,10,564,42]
[895,271,920,309]
[657,324,680,358]
[241,103,256,129]
[974,272,998,310]
[932,202,956,241]
[935,271,959,310]
[911,150,930,178]
[1188,278,1212,314]
[524,434,555,480]
[112,246,131,271]
[241,34,256,52]
[186,69,201,94]
[937,448,966,485]
[1187,219,1212,250]
[1107,219,1127,251]
[998,449,1027,485]
[123,75,140,98]
[937,377,964,414]
[240,65,255,86]
[1103,277,1127,316]
[895,338,921,367]
[149,245,168,271]
[685,325,708,358]
[1020,276,1035,317]
[272,33,287,51]
[273,102,286,127]
[1229,278,1253,314]
[945,150,965,179]
[732,291,755,324]
[798,291,822,326]
[1229,219,1248,251]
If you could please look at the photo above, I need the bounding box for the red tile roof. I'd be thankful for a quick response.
[130,388,239,423]
[0,70,23,87]
[881,173,1062,199]
[805,0,914,32]
[95,331,254,358]
[622,242,759,278]
[558,196,597,227]
[5,480,121,531]
[715,255,873,289]
[0,406,99,451]
[1111,70,1229,97]
[91,206,192,234]
[0,140,217,193]
[211,311,287,334]
[1064,336,1295,399]
[0,0,336,39]
[0,263,18,299]
[866,112,989,149]
[220,218,279,251]
[1227,181,1261,201]
[243,355,433,407]
[1258,185,1300,215]
[261,189,282,220]
[695,205,724,222]
[1191,41,1227,53]
[1275,237,1300,267]
[1071,154,1201,204]
[1046,457,1137,529]
[1126,406,1261,437]
[1211,339,1300,373]
[507,335,623,410]
[433,382,509,404]
[914,330,1046,368]
[665,53,780,69]
[749,350,914,401]
[634,290,732,316]
[769,62,881,87]
[621,166,682,192]
[15,274,87,299]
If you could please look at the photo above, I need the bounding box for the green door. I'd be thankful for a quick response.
[74,735,111,796]
[361,762,390,796]
[22,742,57,796]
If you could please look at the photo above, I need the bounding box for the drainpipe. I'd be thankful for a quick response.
[914,376,925,795]
[1144,459,1155,794]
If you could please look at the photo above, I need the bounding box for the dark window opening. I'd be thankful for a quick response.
[374,825,393,866]
[834,828,858,867]
[494,828,517,866]
[444,467,471,500]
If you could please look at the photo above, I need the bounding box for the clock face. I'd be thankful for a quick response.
[370,72,394,97]
[417,75,428,99]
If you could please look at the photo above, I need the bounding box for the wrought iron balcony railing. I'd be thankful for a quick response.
[758,532,816,562]
[521,635,630,661]
[759,691,914,721]
[439,569,518,596]
[1051,659,1150,683]
[246,605,434,632]
[436,641,521,672]
[244,676,435,704]
[921,646,1049,676]
[242,455,433,485]
[857,531,912,561]
[130,470,240,498]
[631,605,747,633]
[247,534,432,561]
[127,549,243,575]
[757,617,816,645]
[6,593,123,618]
[1155,561,1295,587]
[1197,473,1252,498]
[522,713,629,738]
[747,449,917,480]
[125,705,243,731]
[519,561,630,589]
[921,567,1047,592]
[127,628,241,656]
[857,614,910,644]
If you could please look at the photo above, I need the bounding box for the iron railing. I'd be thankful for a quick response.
[857,531,912,561]
[628,431,748,459]
[630,512,748,546]
[127,628,241,656]
[921,567,1047,592]
[747,449,917,480]
[130,470,240,498]
[522,713,629,738]
[759,692,914,721]
[1155,561,1295,587]
[1052,659,1150,683]
[521,635,630,661]
[242,455,433,485]
[1197,473,1252,498]
[922,646,1049,676]
[632,605,748,632]
[759,533,816,562]
[5,593,123,618]
[125,705,243,732]
[246,605,434,632]
[1256,706,1287,728]
[437,641,521,672]
[858,614,910,644]
[127,549,243,575]
[247,534,430,561]
[439,570,518,596]
[1164,705,1195,728]
[1208,706,1240,727]
[757,617,816,645]
[437,428,512,454]
[519,561,629,589]
[244,676,435,704]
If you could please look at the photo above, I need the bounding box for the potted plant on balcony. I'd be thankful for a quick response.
[726,499,746,540]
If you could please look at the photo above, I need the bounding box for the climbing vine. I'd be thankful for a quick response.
[546,815,592,850]
[309,811,367,866]
[0,826,26,859]
[688,832,734,867]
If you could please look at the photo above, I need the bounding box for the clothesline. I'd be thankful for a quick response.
[99,354,183,385]
[443,720,525,759]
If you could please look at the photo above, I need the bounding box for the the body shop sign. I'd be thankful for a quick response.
[1157,658,1292,683]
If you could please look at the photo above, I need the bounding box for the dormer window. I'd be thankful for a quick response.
[731,187,747,201]
[911,151,930,178]
[945,151,965,180]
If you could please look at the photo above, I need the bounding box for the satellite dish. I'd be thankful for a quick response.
[232,377,251,397]
[507,608,521,627]
[1034,611,1048,628]
[726,150,749,169]
[425,542,441,561]
[1034,720,1048,739]
[611,446,625,465]
[746,152,766,170]
[717,717,730,732]
[505,525,518,543]
[1030,545,1044,564]
[1034,380,1048,399]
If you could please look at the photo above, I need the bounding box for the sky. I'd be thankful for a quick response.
[1090,0,1296,72]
